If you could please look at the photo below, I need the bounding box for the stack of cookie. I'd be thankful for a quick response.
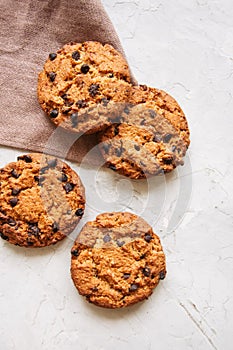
[0,41,190,309]
[38,41,190,179]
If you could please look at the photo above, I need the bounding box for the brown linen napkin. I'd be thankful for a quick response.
[0,0,132,165]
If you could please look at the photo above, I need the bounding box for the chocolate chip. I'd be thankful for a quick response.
[140,119,145,125]
[140,253,146,259]
[159,271,166,280]
[152,135,159,143]
[139,84,148,91]
[142,267,151,277]
[0,232,9,241]
[115,148,122,157]
[52,222,59,233]
[102,143,110,153]
[123,273,130,279]
[108,73,114,78]
[88,84,99,97]
[27,241,34,246]
[129,283,138,292]
[9,198,18,207]
[86,295,91,302]
[81,64,90,74]
[72,50,80,61]
[163,156,173,165]
[134,144,140,151]
[64,182,75,193]
[61,93,68,100]
[12,188,20,196]
[92,286,98,292]
[114,126,119,136]
[117,240,125,247]
[163,134,172,143]
[75,208,84,217]
[62,108,71,115]
[148,109,156,118]
[101,97,109,106]
[28,223,40,236]
[49,53,57,61]
[171,145,177,152]
[109,164,116,171]
[11,169,20,178]
[34,175,45,185]
[40,166,49,174]
[50,109,58,118]
[71,249,79,257]
[70,113,78,127]
[47,158,57,168]
[34,175,39,182]
[130,161,136,167]
[17,155,32,163]
[103,234,111,243]
[76,100,87,108]
[24,155,32,163]
[144,233,152,243]
[48,72,56,82]
[124,106,130,114]
[60,172,68,182]
[8,218,16,226]
[111,115,122,123]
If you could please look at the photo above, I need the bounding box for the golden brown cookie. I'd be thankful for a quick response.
[0,153,85,247]
[98,86,190,179]
[71,212,166,309]
[38,41,132,134]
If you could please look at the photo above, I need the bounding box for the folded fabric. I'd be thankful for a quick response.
[0,0,131,165]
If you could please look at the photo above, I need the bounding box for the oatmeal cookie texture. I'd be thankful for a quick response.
[71,212,166,308]
[99,85,190,179]
[38,41,132,134]
[0,153,85,247]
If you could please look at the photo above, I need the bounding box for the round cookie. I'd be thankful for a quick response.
[98,86,190,179]
[38,41,133,134]
[71,212,166,309]
[0,153,85,247]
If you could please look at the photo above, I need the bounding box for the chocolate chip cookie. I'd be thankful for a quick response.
[0,153,85,247]
[71,212,166,308]
[38,41,133,134]
[98,86,190,179]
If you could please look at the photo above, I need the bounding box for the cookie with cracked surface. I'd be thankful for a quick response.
[99,86,190,179]
[38,41,132,134]
[130,85,190,146]
[0,153,85,247]
[71,212,166,309]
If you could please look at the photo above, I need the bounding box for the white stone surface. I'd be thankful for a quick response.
[1,0,233,349]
